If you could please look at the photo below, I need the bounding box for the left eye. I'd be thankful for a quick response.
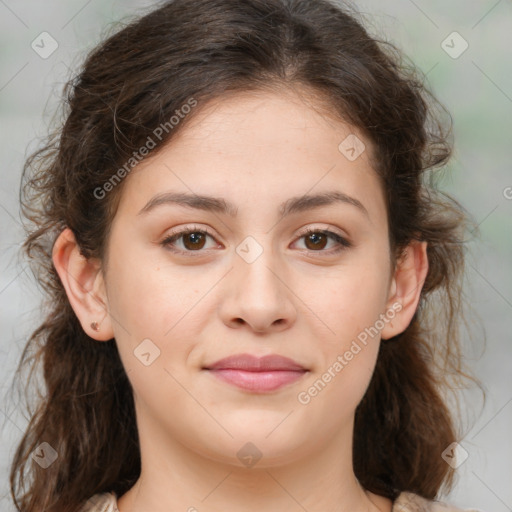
[294,229,351,252]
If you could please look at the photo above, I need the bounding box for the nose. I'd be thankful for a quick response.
[218,245,297,334]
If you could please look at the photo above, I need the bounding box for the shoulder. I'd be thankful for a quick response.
[77,490,486,512]
[77,492,118,512]
[393,491,486,512]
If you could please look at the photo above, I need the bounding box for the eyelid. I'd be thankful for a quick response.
[164,224,216,239]
[295,224,348,241]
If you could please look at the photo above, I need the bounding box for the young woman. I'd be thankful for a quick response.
[10,0,483,511]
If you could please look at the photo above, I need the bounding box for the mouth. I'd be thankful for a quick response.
[203,353,308,392]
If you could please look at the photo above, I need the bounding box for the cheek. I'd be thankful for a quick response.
[106,242,192,337]
[299,256,390,343]
[295,317,381,440]
[295,252,388,406]
[104,247,191,379]
[299,312,382,423]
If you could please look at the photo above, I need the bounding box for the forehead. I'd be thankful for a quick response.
[161,88,369,159]
[115,89,385,224]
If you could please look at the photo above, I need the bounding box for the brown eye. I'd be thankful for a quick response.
[182,232,207,250]
[304,232,328,250]
[295,229,352,254]
[161,228,218,254]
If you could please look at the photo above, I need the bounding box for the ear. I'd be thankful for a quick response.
[381,240,429,340]
[52,227,114,341]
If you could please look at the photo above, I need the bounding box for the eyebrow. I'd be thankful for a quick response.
[137,190,369,219]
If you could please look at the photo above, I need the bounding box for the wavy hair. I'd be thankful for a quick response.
[10,0,480,510]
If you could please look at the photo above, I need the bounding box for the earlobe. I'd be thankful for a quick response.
[381,240,429,340]
[52,227,114,341]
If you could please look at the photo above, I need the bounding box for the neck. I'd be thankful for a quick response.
[117,412,392,512]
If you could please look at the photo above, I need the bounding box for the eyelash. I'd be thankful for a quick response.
[160,225,352,257]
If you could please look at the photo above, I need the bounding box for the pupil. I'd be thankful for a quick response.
[307,233,326,250]
[185,232,204,249]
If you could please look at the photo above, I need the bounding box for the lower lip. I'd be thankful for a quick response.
[207,369,307,392]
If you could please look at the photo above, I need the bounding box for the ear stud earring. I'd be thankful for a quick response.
[90,321,100,332]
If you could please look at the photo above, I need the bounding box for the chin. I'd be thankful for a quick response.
[200,422,311,467]
[201,438,310,470]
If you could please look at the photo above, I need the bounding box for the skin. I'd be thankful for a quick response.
[53,88,428,512]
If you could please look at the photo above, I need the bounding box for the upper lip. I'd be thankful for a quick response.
[205,353,307,372]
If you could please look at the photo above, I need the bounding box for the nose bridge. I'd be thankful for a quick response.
[234,234,284,300]
[221,233,296,331]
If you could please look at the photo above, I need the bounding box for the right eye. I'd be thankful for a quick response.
[160,225,221,254]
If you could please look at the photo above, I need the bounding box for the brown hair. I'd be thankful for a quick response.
[10,0,480,510]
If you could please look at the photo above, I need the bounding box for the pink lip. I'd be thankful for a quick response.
[204,354,308,392]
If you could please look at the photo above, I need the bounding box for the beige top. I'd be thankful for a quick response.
[78,490,484,512]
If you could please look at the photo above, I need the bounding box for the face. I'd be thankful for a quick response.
[100,89,396,468]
